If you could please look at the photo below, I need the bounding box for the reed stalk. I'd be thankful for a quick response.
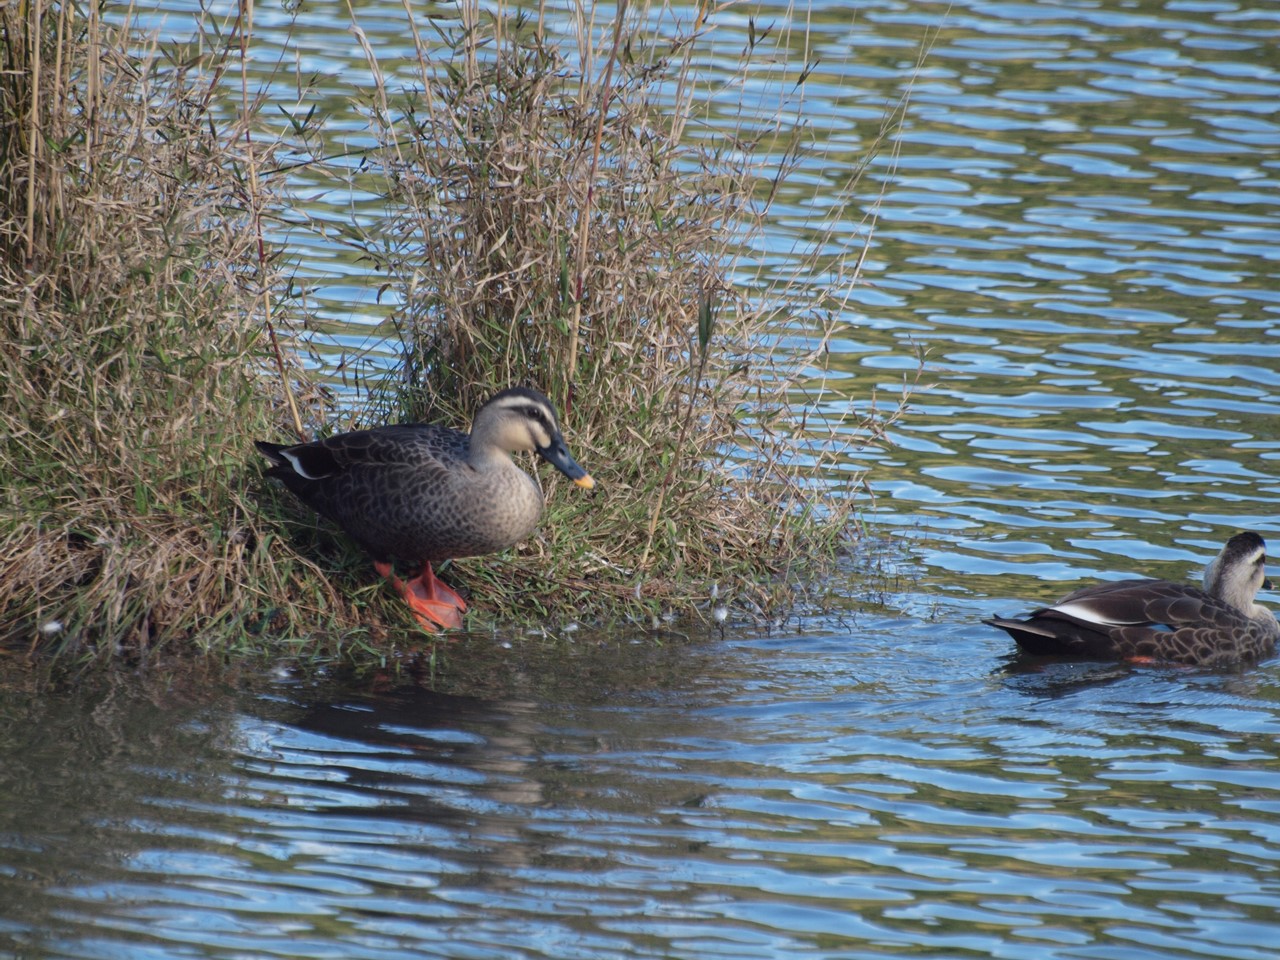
[0,1,340,663]
[310,0,918,625]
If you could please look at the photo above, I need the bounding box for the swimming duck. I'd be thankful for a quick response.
[257,386,594,632]
[984,532,1278,666]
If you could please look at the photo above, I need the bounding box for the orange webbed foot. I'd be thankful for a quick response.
[375,562,466,632]
[418,562,467,614]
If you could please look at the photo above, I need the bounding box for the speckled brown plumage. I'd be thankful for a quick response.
[256,386,593,630]
[262,421,528,563]
[258,386,590,563]
[985,532,1279,666]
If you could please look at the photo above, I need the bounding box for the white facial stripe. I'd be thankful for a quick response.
[494,395,553,418]
[492,397,558,448]
[528,420,553,449]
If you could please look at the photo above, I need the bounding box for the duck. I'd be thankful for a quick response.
[984,531,1278,666]
[256,386,594,632]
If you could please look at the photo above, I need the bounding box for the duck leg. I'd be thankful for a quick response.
[375,561,466,631]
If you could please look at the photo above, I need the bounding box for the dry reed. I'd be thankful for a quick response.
[291,0,916,624]
[0,0,916,663]
[0,2,346,662]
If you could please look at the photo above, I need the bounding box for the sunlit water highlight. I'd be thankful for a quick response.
[5,0,1280,957]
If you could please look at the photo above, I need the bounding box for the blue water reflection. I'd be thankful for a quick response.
[4,621,1280,959]
[24,0,1279,955]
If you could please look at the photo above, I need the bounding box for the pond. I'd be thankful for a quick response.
[4,0,1280,957]
[3,627,1279,959]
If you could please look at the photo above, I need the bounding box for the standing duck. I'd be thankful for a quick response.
[257,386,594,632]
[984,532,1278,666]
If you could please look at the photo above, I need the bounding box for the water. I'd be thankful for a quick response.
[4,626,1280,959]
[6,0,1280,957]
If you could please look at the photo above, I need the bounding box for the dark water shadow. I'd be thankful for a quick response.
[0,672,244,953]
[996,654,1143,698]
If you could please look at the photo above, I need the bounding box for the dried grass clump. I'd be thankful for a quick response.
[0,4,342,661]
[310,1,911,622]
[0,0,913,661]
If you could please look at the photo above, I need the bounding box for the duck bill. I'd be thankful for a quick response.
[538,439,595,489]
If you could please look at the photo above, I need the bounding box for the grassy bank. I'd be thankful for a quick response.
[0,1,912,665]
[0,2,346,663]
[284,2,915,623]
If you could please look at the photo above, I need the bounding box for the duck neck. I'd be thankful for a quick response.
[1209,568,1269,622]
[466,419,515,473]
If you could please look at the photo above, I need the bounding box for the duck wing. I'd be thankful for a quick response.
[257,424,467,482]
[255,425,471,553]
[986,578,1269,664]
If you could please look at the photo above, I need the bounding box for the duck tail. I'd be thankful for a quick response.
[255,440,288,466]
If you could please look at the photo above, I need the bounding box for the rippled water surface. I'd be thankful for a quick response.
[4,624,1280,959]
[6,0,1280,957]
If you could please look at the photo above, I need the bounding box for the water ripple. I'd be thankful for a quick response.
[10,1,1272,957]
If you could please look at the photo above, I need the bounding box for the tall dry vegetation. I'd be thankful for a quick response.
[0,0,911,661]
[295,1,911,622]
[0,3,346,661]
